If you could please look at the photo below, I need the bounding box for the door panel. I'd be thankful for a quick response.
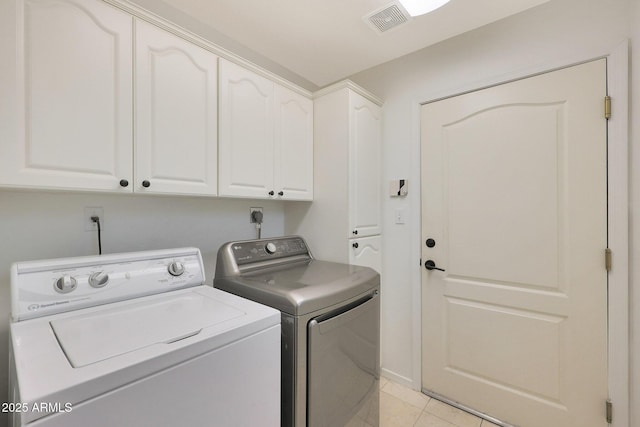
[135,19,218,195]
[0,0,133,191]
[218,59,274,198]
[349,92,382,237]
[421,60,607,427]
[349,235,382,275]
[446,104,561,289]
[445,297,563,399]
[274,85,313,200]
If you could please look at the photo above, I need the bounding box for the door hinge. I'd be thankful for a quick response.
[606,399,612,423]
[604,95,612,120]
[605,248,612,272]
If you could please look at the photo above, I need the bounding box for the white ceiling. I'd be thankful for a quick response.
[156,0,550,88]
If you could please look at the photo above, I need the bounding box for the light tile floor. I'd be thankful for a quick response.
[380,377,500,427]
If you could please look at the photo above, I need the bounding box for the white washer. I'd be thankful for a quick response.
[9,248,280,427]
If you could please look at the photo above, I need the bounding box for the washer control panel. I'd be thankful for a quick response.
[231,237,309,266]
[11,248,204,322]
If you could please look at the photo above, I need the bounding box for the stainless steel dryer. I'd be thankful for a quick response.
[214,236,380,427]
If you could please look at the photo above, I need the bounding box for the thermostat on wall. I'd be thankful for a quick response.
[390,179,408,197]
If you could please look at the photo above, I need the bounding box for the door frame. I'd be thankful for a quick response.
[408,40,629,426]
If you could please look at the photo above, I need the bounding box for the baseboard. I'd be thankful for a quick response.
[381,368,417,390]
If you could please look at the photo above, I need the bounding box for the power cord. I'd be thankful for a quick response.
[91,216,102,255]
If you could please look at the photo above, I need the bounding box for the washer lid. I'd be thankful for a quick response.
[50,291,243,367]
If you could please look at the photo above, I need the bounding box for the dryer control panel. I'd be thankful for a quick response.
[11,248,204,322]
[215,236,313,278]
[231,237,309,265]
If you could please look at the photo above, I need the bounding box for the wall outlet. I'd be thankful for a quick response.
[84,207,104,231]
[249,207,263,223]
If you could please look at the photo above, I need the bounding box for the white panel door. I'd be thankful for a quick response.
[349,235,382,275]
[0,0,133,191]
[274,85,313,201]
[421,60,607,427]
[349,92,381,237]
[135,19,218,196]
[218,59,274,198]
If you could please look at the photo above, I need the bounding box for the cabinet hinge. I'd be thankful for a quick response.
[605,248,612,272]
[606,399,612,423]
[605,96,612,120]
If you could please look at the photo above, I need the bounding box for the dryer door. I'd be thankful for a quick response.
[307,291,380,427]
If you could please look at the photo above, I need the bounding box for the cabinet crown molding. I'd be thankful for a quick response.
[313,80,383,106]
[103,0,313,99]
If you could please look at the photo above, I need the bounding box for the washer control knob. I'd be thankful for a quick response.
[265,242,277,254]
[88,271,109,288]
[168,261,185,277]
[54,275,77,293]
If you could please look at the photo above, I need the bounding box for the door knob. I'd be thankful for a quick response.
[119,179,129,188]
[426,238,436,248]
[142,180,151,188]
[424,260,445,272]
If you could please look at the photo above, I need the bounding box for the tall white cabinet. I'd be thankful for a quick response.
[0,0,133,191]
[286,81,382,273]
[218,59,313,201]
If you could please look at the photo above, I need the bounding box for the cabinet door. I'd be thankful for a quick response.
[135,19,218,196]
[0,0,133,191]
[348,92,382,237]
[274,86,313,201]
[218,59,274,198]
[349,235,382,275]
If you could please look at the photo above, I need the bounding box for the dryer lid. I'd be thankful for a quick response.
[215,259,380,315]
[50,290,244,367]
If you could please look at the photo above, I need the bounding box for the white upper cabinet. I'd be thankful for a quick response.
[219,58,313,200]
[135,19,218,196]
[218,59,274,199]
[349,91,382,237]
[274,86,313,201]
[0,0,133,191]
[1,0,309,198]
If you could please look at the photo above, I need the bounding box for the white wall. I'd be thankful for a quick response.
[0,189,285,426]
[123,0,318,92]
[349,0,637,421]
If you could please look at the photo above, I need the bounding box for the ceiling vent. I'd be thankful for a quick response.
[364,2,411,34]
